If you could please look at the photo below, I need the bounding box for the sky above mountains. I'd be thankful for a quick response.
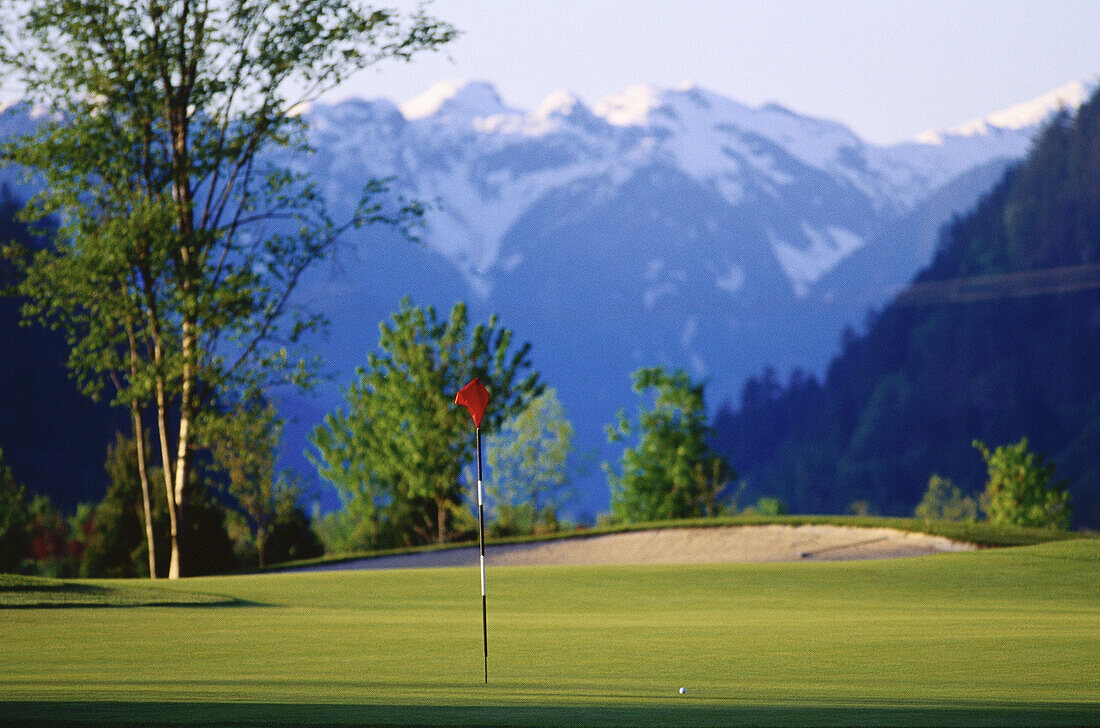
[327,0,1100,145]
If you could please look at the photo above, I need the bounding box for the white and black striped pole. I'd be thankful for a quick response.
[476,425,488,684]
[455,378,491,685]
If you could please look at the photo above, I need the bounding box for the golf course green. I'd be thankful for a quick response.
[1,535,1098,727]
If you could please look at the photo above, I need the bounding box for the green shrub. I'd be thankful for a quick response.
[915,475,978,523]
[974,438,1072,530]
[748,496,788,517]
[313,495,381,555]
[25,495,83,578]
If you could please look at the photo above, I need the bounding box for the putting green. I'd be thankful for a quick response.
[1,539,1097,727]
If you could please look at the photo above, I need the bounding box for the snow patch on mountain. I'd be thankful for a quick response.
[680,317,698,348]
[593,84,666,126]
[407,154,608,296]
[645,259,666,280]
[644,283,677,310]
[715,263,746,294]
[860,81,1095,208]
[770,225,865,297]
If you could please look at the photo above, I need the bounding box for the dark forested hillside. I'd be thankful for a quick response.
[0,190,122,512]
[713,90,1100,528]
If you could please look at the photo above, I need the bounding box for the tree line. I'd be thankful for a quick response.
[0,281,1075,577]
[0,288,739,573]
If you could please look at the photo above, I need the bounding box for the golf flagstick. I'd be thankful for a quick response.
[476,425,487,684]
[455,378,490,684]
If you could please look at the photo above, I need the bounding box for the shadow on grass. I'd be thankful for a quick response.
[0,598,258,609]
[0,580,257,609]
[1,699,1097,727]
[0,581,109,594]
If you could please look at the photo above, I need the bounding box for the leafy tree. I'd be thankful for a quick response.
[223,482,320,568]
[486,388,573,536]
[311,488,382,555]
[0,448,30,573]
[605,367,734,523]
[914,474,977,523]
[309,298,541,545]
[206,401,304,568]
[974,438,1071,529]
[0,1,455,578]
[262,492,324,566]
[308,395,388,550]
[693,455,735,519]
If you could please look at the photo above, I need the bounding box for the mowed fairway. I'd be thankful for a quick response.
[1,538,1098,727]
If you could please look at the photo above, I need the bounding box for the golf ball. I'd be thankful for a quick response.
[678,687,686,695]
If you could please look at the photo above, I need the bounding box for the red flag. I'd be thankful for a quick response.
[455,378,490,429]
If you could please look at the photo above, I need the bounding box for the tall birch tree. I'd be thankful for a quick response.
[0,0,455,577]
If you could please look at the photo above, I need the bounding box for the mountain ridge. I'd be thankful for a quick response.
[303,78,1089,298]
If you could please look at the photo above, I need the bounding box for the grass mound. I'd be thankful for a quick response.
[0,574,238,608]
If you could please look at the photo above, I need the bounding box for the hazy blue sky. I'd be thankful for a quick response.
[331,0,1100,144]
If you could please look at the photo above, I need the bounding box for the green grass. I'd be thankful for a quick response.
[1,539,1098,727]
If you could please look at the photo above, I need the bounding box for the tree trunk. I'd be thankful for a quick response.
[130,407,157,578]
[169,324,197,580]
[532,485,540,530]
[155,382,182,579]
[142,270,181,578]
[172,416,191,579]
[256,531,266,570]
[164,27,197,580]
[123,313,158,578]
[436,497,447,543]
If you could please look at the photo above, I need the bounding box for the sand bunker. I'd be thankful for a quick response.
[299,525,975,572]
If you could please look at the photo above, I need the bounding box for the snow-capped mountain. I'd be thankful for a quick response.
[302,79,1083,299]
[283,79,1091,515]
